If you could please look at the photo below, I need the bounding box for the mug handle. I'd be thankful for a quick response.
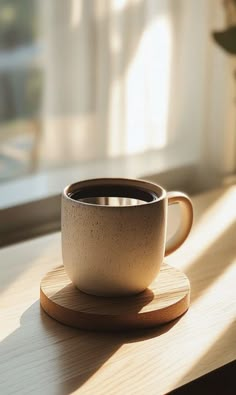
[165,192,193,257]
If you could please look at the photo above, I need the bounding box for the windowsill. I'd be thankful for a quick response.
[1,144,197,209]
[1,145,197,247]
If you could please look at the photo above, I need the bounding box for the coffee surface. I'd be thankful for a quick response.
[68,185,158,206]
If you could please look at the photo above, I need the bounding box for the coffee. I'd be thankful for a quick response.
[68,184,158,206]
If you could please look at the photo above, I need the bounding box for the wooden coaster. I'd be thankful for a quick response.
[40,264,190,331]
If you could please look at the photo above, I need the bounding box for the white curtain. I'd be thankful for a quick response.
[40,0,234,180]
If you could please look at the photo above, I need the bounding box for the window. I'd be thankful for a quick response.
[0,0,235,245]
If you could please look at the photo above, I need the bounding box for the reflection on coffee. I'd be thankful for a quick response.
[68,185,158,206]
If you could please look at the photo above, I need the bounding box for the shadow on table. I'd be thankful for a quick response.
[0,299,180,394]
[42,278,158,331]
[185,220,236,303]
[169,322,236,395]
[171,207,236,392]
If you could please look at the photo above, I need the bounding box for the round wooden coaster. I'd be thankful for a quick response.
[40,264,190,331]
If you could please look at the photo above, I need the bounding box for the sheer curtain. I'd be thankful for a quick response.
[40,0,234,184]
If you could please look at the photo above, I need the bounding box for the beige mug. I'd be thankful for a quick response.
[61,178,193,296]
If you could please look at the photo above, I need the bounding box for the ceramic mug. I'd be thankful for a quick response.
[61,178,193,296]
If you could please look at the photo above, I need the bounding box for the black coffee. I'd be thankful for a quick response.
[68,185,158,206]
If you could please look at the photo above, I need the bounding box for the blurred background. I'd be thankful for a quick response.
[0,0,235,188]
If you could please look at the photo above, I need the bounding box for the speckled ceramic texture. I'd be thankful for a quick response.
[61,178,193,296]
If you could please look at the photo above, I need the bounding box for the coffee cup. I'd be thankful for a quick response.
[61,178,193,296]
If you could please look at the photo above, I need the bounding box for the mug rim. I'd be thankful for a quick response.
[63,178,166,208]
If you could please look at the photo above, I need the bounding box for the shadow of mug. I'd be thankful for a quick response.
[0,300,180,394]
[41,278,157,331]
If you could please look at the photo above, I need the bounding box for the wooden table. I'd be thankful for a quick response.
[1,186,236,394]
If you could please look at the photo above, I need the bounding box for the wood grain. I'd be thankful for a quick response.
[0,186,236,395]
[40,264,190,331]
